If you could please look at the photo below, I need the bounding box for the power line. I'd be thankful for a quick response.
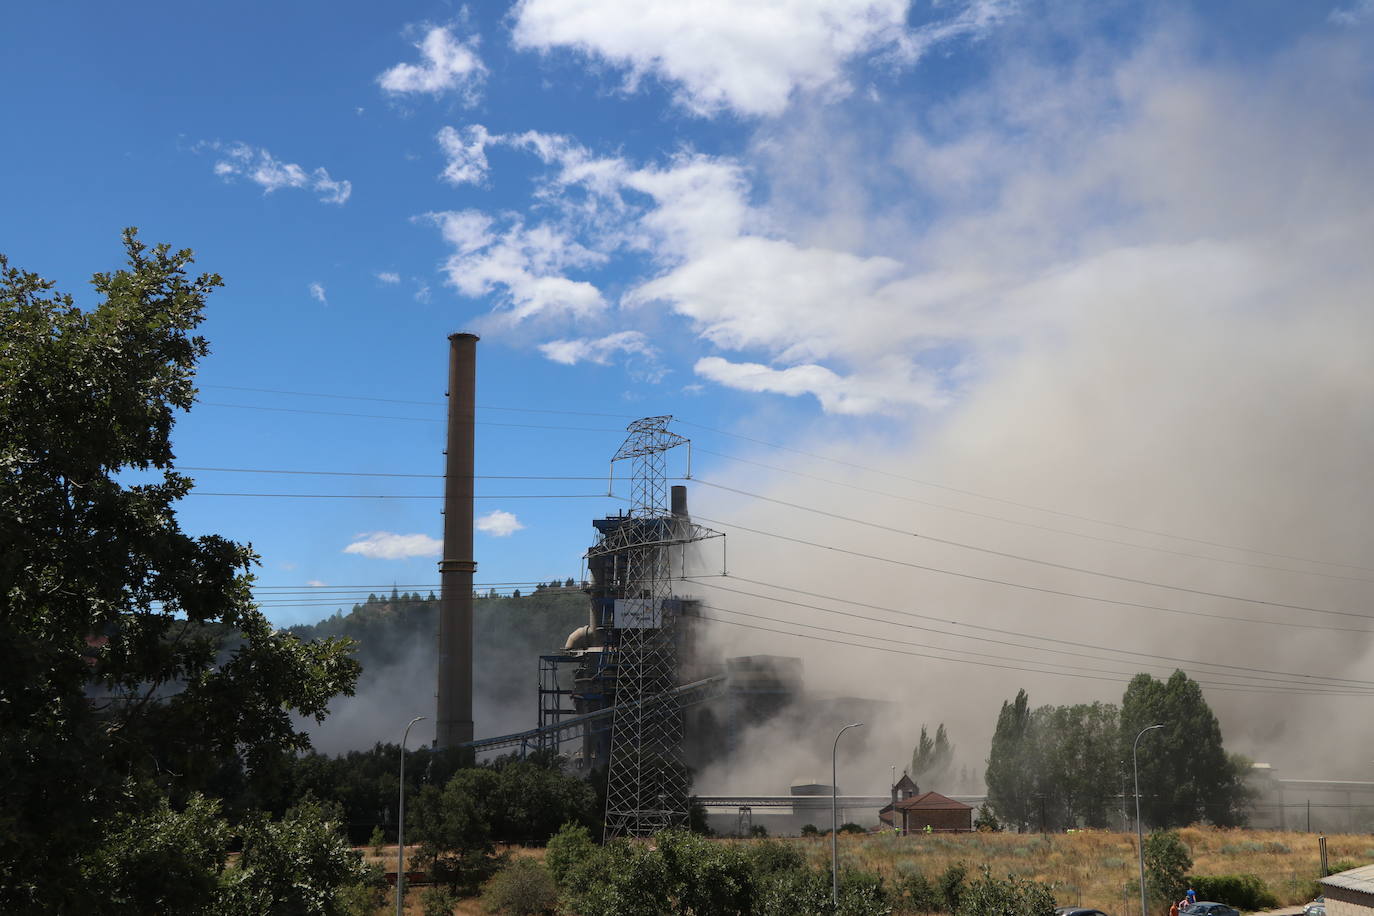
[680,421,1374,575]
[697,601,1367,694]
[201,384,639,419]
[693,608,1373,697]
[692,478,1371,622]
[198,401,622,432]
[683,576,1374,691]
[180,466,608,480]
[187,492,610,499]
[693,446,1374,586]
[691,514,1374,635]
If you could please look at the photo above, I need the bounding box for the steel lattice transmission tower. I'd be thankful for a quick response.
[590,416,720,839]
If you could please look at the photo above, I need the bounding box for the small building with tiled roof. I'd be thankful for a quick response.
[881,790,973,834]
[1321,862,1374,915]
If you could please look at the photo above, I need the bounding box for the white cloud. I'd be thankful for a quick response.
[539,330,655,365]
[343,532,442,559]
[308,282,327,305]
[211,142,351,204]
[695,355,947,415]
[437,124,493,185]
[475,510,524,537]
[378,25,486,101]
[512,0,1012,117]
[376,271,401,284]
[306,579,327,587]
[425,209,608,322]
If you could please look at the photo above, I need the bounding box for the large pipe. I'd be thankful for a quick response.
[436,332,478,748]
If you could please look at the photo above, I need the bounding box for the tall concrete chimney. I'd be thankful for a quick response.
[436,332,478,748]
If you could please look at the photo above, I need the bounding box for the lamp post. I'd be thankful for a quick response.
[397,715,426,916]
[1134,723,1164,916]
[832,722,864,906]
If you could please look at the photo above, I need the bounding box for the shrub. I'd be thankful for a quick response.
[800,824,821,836]
[1144,830,1192,905]
[838,822,867,835]
[974,804,1003,832]
[483,859,558,915]
[837,867,893,916]
[955,868,1056,916]
[420,885,460,916]
[1329,859,1359,876]
[1188,874,1277,911]
[369,825,385,855]
[940,863,968,912]
[749,824,770,838]
[896,869,942,912]
[544,822,597,888]
[746,839,805,876]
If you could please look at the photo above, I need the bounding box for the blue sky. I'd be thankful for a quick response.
[5,0,1374,771]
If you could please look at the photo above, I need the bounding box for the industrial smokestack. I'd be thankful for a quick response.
[436,332,478,748]
[671,484,689,519]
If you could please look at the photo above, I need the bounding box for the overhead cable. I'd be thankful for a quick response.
[693,478,1371,621]
[691,514,1374,635]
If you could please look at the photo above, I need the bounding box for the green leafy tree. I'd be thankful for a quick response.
[1120,671,1251,827]
[911,723,955,788]
[1143,829,1192,906]
[79,793,231,915]
[985,689,1035,830]
[215,797,375,916]
[0,232,360,910]
[482,859,559,915]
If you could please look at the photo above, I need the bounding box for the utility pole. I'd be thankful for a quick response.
[436,333,477,748]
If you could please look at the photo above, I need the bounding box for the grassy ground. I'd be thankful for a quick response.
[793,827,1372,911]
[363,828,1372,913]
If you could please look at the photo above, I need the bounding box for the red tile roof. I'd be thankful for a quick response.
[894,791,972,811]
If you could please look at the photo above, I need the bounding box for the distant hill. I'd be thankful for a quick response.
[288,587,588,753]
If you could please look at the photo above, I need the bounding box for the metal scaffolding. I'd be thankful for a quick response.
[590,416,720,839]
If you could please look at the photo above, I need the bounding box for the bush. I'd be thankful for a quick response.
[483,859,559,915]
[1188,874,1277,911]
[896,869,942,912]
[800,824,821,836]
[837,868,893,916]
[746,839,806,876]
[838,823,867,835]
[955,868,1056,916]
[749,824,770,838]
[940,863,969,912]
[974,804,1003,832]
[368,825,385,855]
[1329,859,1360,876]
[420,885,460,916]
[1144,830,1192,905]
[545,822,597,888]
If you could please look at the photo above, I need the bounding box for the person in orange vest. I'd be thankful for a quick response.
[1169,901,1180,916]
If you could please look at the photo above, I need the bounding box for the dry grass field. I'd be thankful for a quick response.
[793,827,1374,911]
[366,828,1373,913]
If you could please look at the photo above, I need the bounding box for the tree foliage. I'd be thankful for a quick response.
[1121,671,1251,828]
[0,232,360,909]
[955,868,1057,916]
[1143,829,1193,905]
[911,723,954,788]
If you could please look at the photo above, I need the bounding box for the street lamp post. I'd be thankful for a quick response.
[397,716,426,916]
[832,722,864,907]
[1134,723,1165,916]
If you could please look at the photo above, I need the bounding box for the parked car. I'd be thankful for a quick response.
[1055,908,1112,916]
[1302,896,1326,916]
[1182,904,1240,916]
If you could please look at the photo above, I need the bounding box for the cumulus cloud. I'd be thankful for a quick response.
[475,510,524,537]
[1331,0,1374,24]
[539,330,655,365]
[210,142,352,204]
[343,532,442,559]
[512,0,1013,116]
[437,124,493,185]
[695,355,947,415]
[308,282,327,305]
[424,209,608,322]
[378,25,486,101]
[376,271,401,284]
